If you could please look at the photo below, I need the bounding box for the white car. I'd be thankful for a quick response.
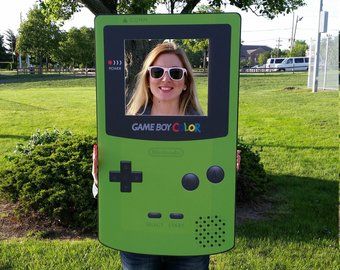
[276,57,309,72]
[265,58,285,70]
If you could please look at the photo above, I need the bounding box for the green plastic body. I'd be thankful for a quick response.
[95,14,241,256]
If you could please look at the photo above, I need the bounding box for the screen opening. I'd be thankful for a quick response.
[124,39,209,116]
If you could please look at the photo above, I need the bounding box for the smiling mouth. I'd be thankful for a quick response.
[159,86,173,91]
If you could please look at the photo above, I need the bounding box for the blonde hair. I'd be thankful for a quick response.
[126,42,203,116]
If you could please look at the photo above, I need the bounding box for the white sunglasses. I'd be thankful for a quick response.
[148,66,187,81]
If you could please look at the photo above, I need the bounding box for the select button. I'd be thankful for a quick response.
[170,213,184,219]
[148,212,162,218]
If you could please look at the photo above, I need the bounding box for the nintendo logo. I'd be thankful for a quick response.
[148,148,184,157]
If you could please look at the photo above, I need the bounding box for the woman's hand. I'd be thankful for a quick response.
[92,144,98,186]
[236,150,241,172]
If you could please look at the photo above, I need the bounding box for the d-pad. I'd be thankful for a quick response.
[109,161,143,192]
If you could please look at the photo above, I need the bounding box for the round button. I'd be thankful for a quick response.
[206,166,224,183]
[182,173,199,191]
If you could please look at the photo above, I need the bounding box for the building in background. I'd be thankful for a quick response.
[240,45,272,66]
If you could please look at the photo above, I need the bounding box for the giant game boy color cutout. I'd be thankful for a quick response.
[95,14,241,256]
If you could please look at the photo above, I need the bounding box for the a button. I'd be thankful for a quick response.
[206,166,224,183]
[148,212,162,218]
[109,161,143,192]
[182,173,199,191]
[170,213,184,219]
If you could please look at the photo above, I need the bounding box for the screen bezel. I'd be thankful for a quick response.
[104,24,231,141]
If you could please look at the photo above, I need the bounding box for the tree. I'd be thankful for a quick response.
[158,0,187,14]
[55,27,95,68]
[4,29,17,68]
[290,40,308,57]
[270,48,289,58]
[180,39,209,70]
[40,0,306,21]
[0,34,9,62]
[0,34,12,69]
[281,49,290,57]
[173,39,202,68]
[258,51,271,65]
[16,5,62,72]
[39,0,305,93]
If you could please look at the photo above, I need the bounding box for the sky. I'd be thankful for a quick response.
[0,0,339,50]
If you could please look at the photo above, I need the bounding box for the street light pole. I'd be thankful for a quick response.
[290,14,303,54]
[312,0,323,93]
[322,34,330,90]
[293,16,303,45]
[18,12,22,69]
[290,12,295,52]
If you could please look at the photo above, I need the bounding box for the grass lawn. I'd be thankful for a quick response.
[0,72,338,269]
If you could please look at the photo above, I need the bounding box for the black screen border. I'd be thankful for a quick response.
[104,24,231,141]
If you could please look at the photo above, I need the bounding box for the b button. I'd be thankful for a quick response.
[182,173,199,191]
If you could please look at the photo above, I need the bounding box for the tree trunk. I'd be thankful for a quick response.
[80,0,116,15]
[203,50,207,72]
[170,0,175,14]
[79,0,202,103]
[181,0,200,14]
[39,57,43,74]
[124,39,162,105]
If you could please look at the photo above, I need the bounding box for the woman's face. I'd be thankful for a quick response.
[148,53,187,104]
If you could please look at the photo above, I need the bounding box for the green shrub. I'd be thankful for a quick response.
[0,129,97,231]
[236,139,268,202]
[14,128,72,155]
